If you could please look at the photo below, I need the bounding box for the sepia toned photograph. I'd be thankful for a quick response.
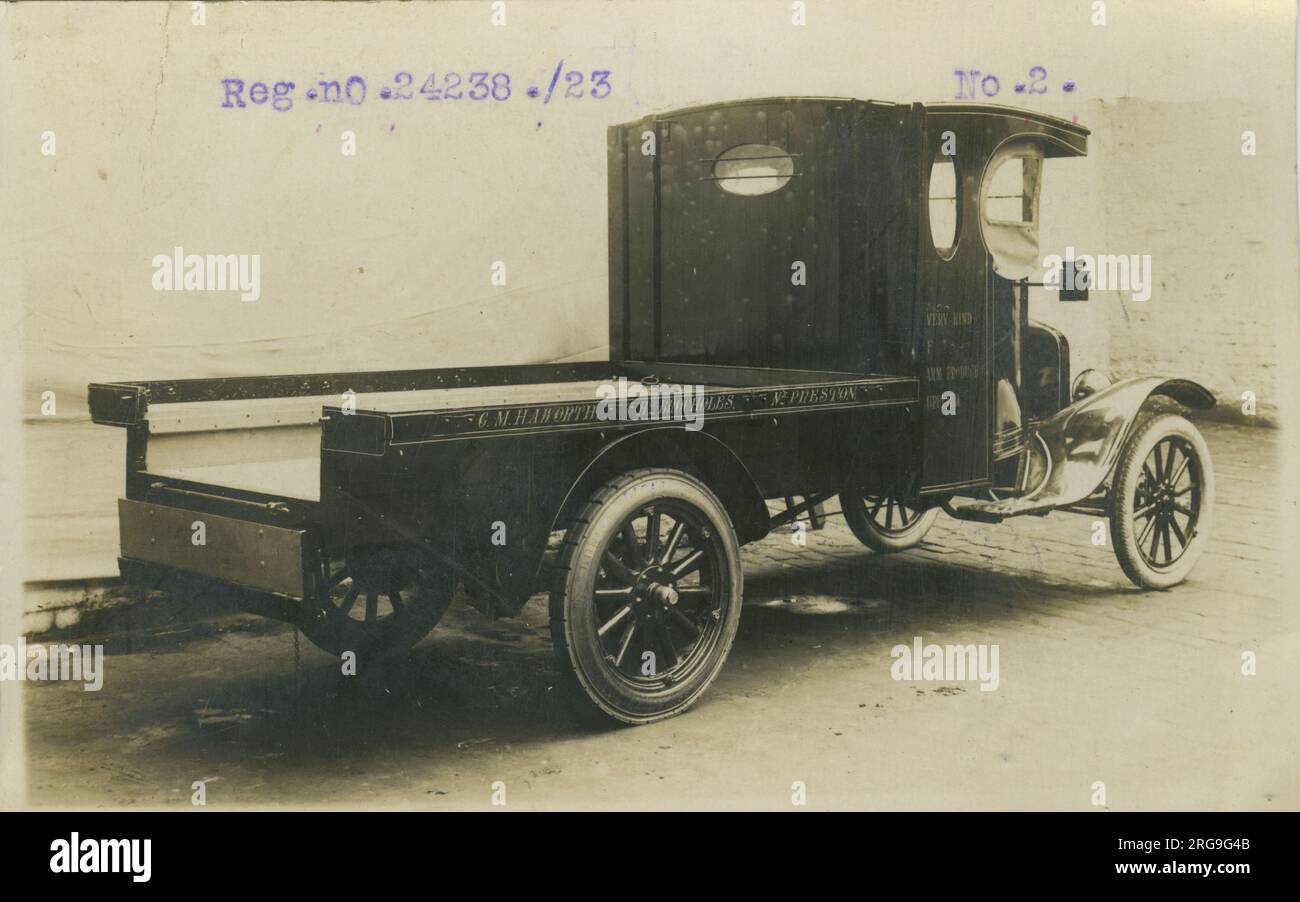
[1,0,1296,848]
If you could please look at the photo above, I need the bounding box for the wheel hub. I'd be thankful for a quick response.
[649,584,680,607]
[1147,481,1177,512]
[632,566,680,615]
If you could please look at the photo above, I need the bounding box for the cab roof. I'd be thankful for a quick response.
[623,97,1088,156]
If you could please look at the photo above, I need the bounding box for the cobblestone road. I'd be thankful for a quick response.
[22,422,1299,809]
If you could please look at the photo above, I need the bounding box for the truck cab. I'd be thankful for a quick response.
[611,97,1093,495]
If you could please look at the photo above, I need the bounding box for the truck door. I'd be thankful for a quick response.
[917,115,992,492]
[981,141,1047,466]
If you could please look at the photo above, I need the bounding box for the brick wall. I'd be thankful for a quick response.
[1077,98,1294,425]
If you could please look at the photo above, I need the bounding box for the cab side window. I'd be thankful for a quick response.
[979,143,1044,280]
[927,152,959,259]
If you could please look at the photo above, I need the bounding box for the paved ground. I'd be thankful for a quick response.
[21,422,1299,810]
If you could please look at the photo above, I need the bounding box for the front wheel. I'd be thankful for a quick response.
[1109,413,1214,589]
[550,468,743,725]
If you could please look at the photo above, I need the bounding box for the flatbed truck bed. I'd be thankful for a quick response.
[92,361,916,504]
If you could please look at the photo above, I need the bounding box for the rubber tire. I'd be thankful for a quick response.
[298,550,454,659]
[841,490,941,553]
[549,468,743,726]
[1109,413,1214,589]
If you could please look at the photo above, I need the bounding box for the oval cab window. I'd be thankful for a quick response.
[928,156,958,259]
[712,144,794,196]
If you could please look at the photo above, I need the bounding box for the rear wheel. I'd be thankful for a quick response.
[1109,413,1214,589]
[299,546,454,658]
[550,468,742,725]
[840,471,940,553]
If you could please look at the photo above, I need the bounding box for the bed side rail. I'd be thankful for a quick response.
[87,361,616,427]
[323,374,920,454]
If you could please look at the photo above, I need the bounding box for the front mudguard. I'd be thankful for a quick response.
[950,377,1214,520]
[1021,377,1214,511]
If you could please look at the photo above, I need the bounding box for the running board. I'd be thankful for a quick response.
[943,496,1055,523]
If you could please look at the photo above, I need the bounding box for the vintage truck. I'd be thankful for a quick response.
[90,97,1215,724]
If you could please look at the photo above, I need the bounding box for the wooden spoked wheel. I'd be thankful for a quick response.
[1109,414,1213,589]
[841,470,941,553]
[550,469,742,725]
[298,546,454,658]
